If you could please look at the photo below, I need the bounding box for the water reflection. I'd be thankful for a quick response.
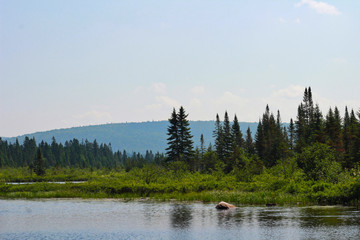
[216,208,243,228]
[170,204,193,228]
[299,206,360,227]
[1,200,360,240]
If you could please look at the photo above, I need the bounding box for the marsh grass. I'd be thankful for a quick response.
[0,167,358,206]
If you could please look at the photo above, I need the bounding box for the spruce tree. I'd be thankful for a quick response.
[343,106,352,167]
[255,106,287,167]
[34,148,45,176]
[295,87,315,151]
[245,127,255,155]
[200,134,205,157]
[166,107,194,163]
[312,104,325,143]
[289,118,295,150]
[213,114,224,160]
[349,110,360,166]
[177,106,194,162]
[222,111,233,159]
[166,108,179,162]
[255,120,265,160]
[232,114,244,150]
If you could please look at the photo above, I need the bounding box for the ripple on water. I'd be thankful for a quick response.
[0,200,359,240]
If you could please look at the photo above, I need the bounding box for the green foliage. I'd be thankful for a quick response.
[166,106,194,164]
[1,165,360,206]
[296,143,342,182]
[34,148,45,176]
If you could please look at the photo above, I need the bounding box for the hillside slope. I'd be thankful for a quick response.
[3,121,259,153]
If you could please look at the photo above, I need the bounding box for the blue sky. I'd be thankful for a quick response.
[1,0,360,137]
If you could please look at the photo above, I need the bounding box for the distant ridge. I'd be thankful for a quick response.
[2,121,259,153]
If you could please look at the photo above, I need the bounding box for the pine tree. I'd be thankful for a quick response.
[289,118,295,150]
[245,127,255,155]
[312,104,325,143]
[255,120,264,160]
[232,114,244,150]
[166,108,179,162]
[177,106,194,162]
[23,137,37,167]
[349,110,360,166]
[255,106,287,167]
[295,87,315,151]
[343,106,352,168]
[213,113,224,160]
[34,148,45,176]
[200,134,205,157]
[333,107,343,152]
[222,111,233,159]
[166,107,194,164]
[295,103,306,152]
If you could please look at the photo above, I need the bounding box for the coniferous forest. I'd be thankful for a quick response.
[1,87,360,206]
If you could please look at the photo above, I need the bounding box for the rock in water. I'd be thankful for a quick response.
[215,201,236,209]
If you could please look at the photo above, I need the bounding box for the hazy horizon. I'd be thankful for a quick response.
[1,119,262,138]
[1,0,359,137]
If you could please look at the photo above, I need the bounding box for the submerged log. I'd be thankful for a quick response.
[215,201,236,209]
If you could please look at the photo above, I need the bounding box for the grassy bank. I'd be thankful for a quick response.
[1,167,359,206]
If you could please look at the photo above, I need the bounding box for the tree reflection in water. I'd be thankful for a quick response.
[299,206,360,228]
[170,204,193,229]
[216,208,242,228]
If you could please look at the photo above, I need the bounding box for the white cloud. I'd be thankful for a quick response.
[155,96,180,108]
[190,85,205,95]
[295,0,341,15]
[279,17,286,23]
[332,57,348,64]
[213,92,249,113]
[189,98,203,108]
[133,86,145,94]
[272,85,305,98]
[150,82,167,94]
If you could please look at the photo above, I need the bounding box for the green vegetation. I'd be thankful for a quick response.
[1,87,360,207]
[1,165,359,206]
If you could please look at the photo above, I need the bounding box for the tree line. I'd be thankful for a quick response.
[1,87,359,181]
[166,87,360,182]
[0,136,165,174]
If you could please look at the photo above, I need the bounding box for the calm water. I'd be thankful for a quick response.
[1,199,359,240]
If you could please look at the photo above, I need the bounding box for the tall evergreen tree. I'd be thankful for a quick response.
[222,111,233,160]
[34,148,45,176]
[255,106,287,167]
[343,106,352,168]
[295,87,315,151]
[312,104,325,143]
[232,114,244,150]
[213,113,224,160]
[177,106,194,162]
[255,120,264,160]
[289,118,295,150]
[200,134,205,157]
[245,127,255,155]
[166,106,194,164]
[166,108,179,162]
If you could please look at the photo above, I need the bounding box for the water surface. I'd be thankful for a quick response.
[1,199,359,239]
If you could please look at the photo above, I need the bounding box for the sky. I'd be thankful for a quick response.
[1,0,360,137]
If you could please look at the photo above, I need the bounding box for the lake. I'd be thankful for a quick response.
[1,199,359,240]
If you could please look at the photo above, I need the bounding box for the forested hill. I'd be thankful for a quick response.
[3,121,259,153]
